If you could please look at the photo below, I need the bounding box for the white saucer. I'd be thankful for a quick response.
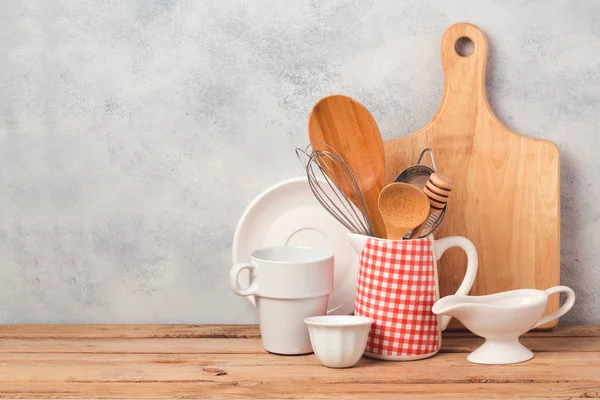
[232,177,359,315]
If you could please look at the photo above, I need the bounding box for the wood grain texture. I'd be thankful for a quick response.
[0,324,263,339]
[0,324,597,399]
[0,352,599,384]
[1,323,598,338]
[1,382,598,399]
[384,23,560,329]
[0,335,597,355]
[308,95,388,238]
[378,182,430,239]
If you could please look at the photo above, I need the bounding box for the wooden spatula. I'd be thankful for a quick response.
[309,95,387,238]
[378,183,430,240]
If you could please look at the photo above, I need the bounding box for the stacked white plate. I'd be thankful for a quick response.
[232,177,359,315]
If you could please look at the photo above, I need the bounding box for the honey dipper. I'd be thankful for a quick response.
[409,173,453,239]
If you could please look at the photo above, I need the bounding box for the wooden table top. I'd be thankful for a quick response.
[0,324,598,399]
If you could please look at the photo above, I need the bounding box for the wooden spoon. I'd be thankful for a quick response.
[409,173,453,239]
[309,95,387,238]
[378,183,430,240]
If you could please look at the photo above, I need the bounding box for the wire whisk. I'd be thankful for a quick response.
[296,143,375,237]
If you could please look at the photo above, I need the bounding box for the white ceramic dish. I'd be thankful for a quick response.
[232,177,359,315]
[304,315,374,368]
[432,286,576,365]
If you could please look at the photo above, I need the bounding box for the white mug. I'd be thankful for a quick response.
[230,246,334,355]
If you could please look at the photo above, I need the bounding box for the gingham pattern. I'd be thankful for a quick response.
[354,237,439,357]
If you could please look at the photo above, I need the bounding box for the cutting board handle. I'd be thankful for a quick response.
[439,23,491,119]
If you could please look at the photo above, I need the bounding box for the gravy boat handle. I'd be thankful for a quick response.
[433,236,478,330]
[533,286,576,329]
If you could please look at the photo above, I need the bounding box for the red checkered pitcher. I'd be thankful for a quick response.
[348,232,478,361]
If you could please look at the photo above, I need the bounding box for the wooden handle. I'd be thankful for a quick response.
[440,23,490,116]
[409,209,441,240]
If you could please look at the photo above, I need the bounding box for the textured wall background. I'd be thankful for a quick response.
[0,0,597,323]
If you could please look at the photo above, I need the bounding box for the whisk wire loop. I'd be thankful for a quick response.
[296,143,374,237]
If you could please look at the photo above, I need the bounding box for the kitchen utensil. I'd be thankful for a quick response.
[394,148,437,189]
[394,149,447,239]
[308,95,387,238]
[230,246,334,355]
[348,232,478,360]
[409,173,453,239]
[232,177,359,315]
[384,23,560,328]
[428,173,453,191]
[296,143,374,237]
[378,183,430,240]
[432,286,575,364]
[304,315,374,368]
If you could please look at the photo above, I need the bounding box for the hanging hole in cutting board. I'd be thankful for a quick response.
[455,36,474,57]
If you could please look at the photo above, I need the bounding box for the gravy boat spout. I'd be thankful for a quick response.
[432,286,575,365]
[430,295,473,321]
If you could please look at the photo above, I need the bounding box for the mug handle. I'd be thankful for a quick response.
[229,263,259,296]
[433,236,478,331]
[533,286,576,328]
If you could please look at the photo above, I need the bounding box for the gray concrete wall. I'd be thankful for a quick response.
[0,0,597,323]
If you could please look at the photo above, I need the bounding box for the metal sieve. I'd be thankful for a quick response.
[394,148,446,238]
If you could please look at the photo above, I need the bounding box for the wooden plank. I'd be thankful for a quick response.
[0,382,598,399]
[0,353,597,384]
[442,336,600,353]
[445,324,600,338]
[0,338,267,354]
[0,336,596,355]
[0,324,262,339]
[0,324,596,339]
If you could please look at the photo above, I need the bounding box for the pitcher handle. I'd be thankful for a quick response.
[433,236,478,330]
[533,286,576,329]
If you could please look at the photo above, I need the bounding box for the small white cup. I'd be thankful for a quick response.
[230,246,334,355]
[304,315,374,368]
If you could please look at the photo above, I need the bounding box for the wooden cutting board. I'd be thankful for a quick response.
[384,23,560,329]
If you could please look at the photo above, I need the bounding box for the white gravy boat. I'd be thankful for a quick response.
[432,286,575,364]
